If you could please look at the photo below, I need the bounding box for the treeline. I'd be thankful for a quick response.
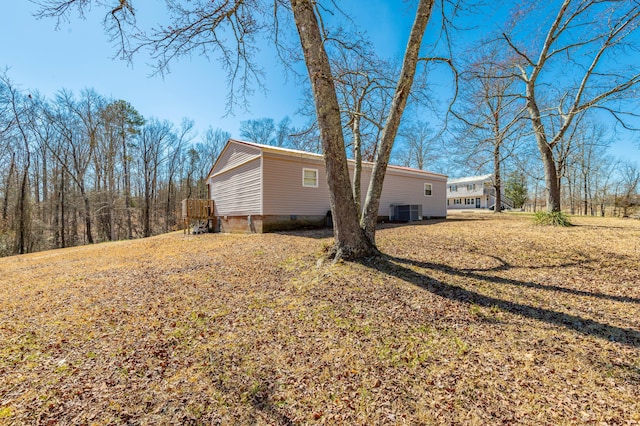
[1,73,230,256]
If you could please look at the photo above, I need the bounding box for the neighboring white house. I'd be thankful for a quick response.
[207,139,448,232]
[447,174,513,210]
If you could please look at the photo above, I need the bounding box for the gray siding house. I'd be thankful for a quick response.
[207,139,447,232]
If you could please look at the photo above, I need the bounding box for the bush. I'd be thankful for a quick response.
[534,211,572,226]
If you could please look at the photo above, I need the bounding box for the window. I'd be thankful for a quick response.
[467,183,476,191]
[465,198,475,205]
[302,168,318,188]
[424,183,432,197]
[449,185,458,192]
[454,198,462,205]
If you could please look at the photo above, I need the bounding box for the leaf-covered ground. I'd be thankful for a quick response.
[1,212,639,425]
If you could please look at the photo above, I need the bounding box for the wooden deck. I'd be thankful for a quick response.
[181,199,216,234]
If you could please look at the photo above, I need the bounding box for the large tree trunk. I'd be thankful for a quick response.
[290,0,375,260]
[80,184,94,244]
[539,142,561,212]
[493,142,502,213]
[526,82,561,212]
[361,0,434,243]
[583,175,588,216]
[352,115,362,218]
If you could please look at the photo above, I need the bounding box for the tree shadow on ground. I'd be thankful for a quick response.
[360,255,640,348]
[453,254,640,305]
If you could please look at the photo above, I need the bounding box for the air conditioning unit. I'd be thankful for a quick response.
[390,204,422,222]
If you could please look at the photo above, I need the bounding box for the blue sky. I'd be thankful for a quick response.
[3,1,639,166]
[3,1,304,139]
[3,1,416,141]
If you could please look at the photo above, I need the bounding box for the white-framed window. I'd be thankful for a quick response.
[467,183,476,191]
[449,185,458,192]
[465,198,475,205]
[424,183,432,197]
[454,198,462,205]
[302,168,318,188]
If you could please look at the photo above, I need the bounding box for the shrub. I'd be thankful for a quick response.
[534,211,572,226]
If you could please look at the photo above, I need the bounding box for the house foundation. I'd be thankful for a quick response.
[218,214,330,233]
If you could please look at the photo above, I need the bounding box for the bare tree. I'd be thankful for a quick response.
[1,70,240,255]
[138,118,172,237]
[396,121,441,171]
[0,76,16,225]
[194,126,229,197]
[569,122,611,215]
[292,0,440,257]
[0,73,33,254]
[35,0,448,260]
[502,0,640,213]
[616,161,640,218]
[590,155,617,217]
[239,118,276,146]
[452,44,526,212]
[161,125,188,233]
[96,102,121,240]
[102,99,144,239]
[47,89,106,244]
[275,117,292,148]
[330,46,396,218]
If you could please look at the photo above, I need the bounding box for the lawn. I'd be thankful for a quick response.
[1,212,639,425]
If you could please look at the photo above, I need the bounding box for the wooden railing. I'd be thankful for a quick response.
[181,199,215,220]
[182,199,216,234]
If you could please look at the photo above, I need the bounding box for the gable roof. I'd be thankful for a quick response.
[208,139,447,180]
[447,174,493,185]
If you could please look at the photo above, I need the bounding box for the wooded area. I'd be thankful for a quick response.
[0,75,230,256]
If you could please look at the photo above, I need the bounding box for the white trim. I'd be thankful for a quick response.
[424,183,432,197]
[210,156,261,179]
[231,139,448,179]
[302,167,319,188]
[259,154,264,215]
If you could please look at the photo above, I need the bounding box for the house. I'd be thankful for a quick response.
[447,174,513,210]
[206,139,447,233]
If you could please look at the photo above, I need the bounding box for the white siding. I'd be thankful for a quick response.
[377,169,447,218]
[212,140,261,176]
[211,158,262,216]
[262,153,331,215]
[261,154,446,217]
[208,139,447,219]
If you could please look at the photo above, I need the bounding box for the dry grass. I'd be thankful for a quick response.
[1,212,639,425]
